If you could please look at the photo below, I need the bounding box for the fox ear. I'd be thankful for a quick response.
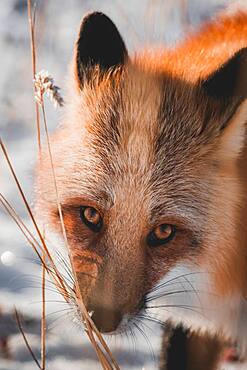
[74,12,128,88]
[202,48,247,158]
[202,48,247,105]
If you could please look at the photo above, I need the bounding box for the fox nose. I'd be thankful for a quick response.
[90,306,122,333]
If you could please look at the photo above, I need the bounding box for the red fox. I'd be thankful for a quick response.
[35,9,247,369]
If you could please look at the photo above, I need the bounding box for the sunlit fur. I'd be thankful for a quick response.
[35,10,247,360]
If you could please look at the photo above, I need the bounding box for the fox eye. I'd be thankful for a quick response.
[79,206,103,232]
[147,224,176,247]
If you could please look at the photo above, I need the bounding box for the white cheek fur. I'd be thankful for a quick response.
[146,263,247,358]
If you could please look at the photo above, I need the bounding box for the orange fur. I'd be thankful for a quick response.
[141,12,247,81]
[35,9,247,360]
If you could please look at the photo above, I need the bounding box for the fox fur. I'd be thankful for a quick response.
[35,9,247,368]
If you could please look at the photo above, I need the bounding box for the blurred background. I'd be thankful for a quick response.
[0,1,246,369]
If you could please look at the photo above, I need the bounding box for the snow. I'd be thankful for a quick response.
[0,0,246,369]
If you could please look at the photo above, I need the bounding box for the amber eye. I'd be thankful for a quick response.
[147,224,176,247]
[79,206,103,232]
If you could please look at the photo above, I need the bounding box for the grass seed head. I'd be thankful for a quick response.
[34,70,64,108]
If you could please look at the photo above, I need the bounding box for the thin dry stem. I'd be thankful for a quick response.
[84,318,113,370]
[81,299,120,370]
[41,247,46,370]
[27,0,41,153]
[14,308,42,369]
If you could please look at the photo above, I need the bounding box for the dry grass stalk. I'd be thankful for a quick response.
[41,245,46,370]
[14,308,42,369]
[27,4,48,368]
[27,0,41,153]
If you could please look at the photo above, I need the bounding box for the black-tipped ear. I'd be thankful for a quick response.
[202,48,247,102]
[75,12,128,87]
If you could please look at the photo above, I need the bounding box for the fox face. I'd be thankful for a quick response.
[36,12,247,334]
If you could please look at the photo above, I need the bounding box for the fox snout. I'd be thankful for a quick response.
[71,247,145,333]
[89,307,122,334]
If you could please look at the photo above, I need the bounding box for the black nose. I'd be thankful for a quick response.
[90,306,122,333]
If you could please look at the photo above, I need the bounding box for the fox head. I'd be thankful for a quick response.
[36,12,247,333]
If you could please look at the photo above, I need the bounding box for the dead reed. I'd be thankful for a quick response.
[41,246,46,370]
[15,308,42,369]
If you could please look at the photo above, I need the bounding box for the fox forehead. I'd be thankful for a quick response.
[36,10,247,225]
[37,61,218,231]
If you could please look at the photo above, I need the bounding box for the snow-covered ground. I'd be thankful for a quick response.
[0,1,246,369]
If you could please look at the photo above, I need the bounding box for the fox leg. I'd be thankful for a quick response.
[159,323,223,370]
[159,323,188,370]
